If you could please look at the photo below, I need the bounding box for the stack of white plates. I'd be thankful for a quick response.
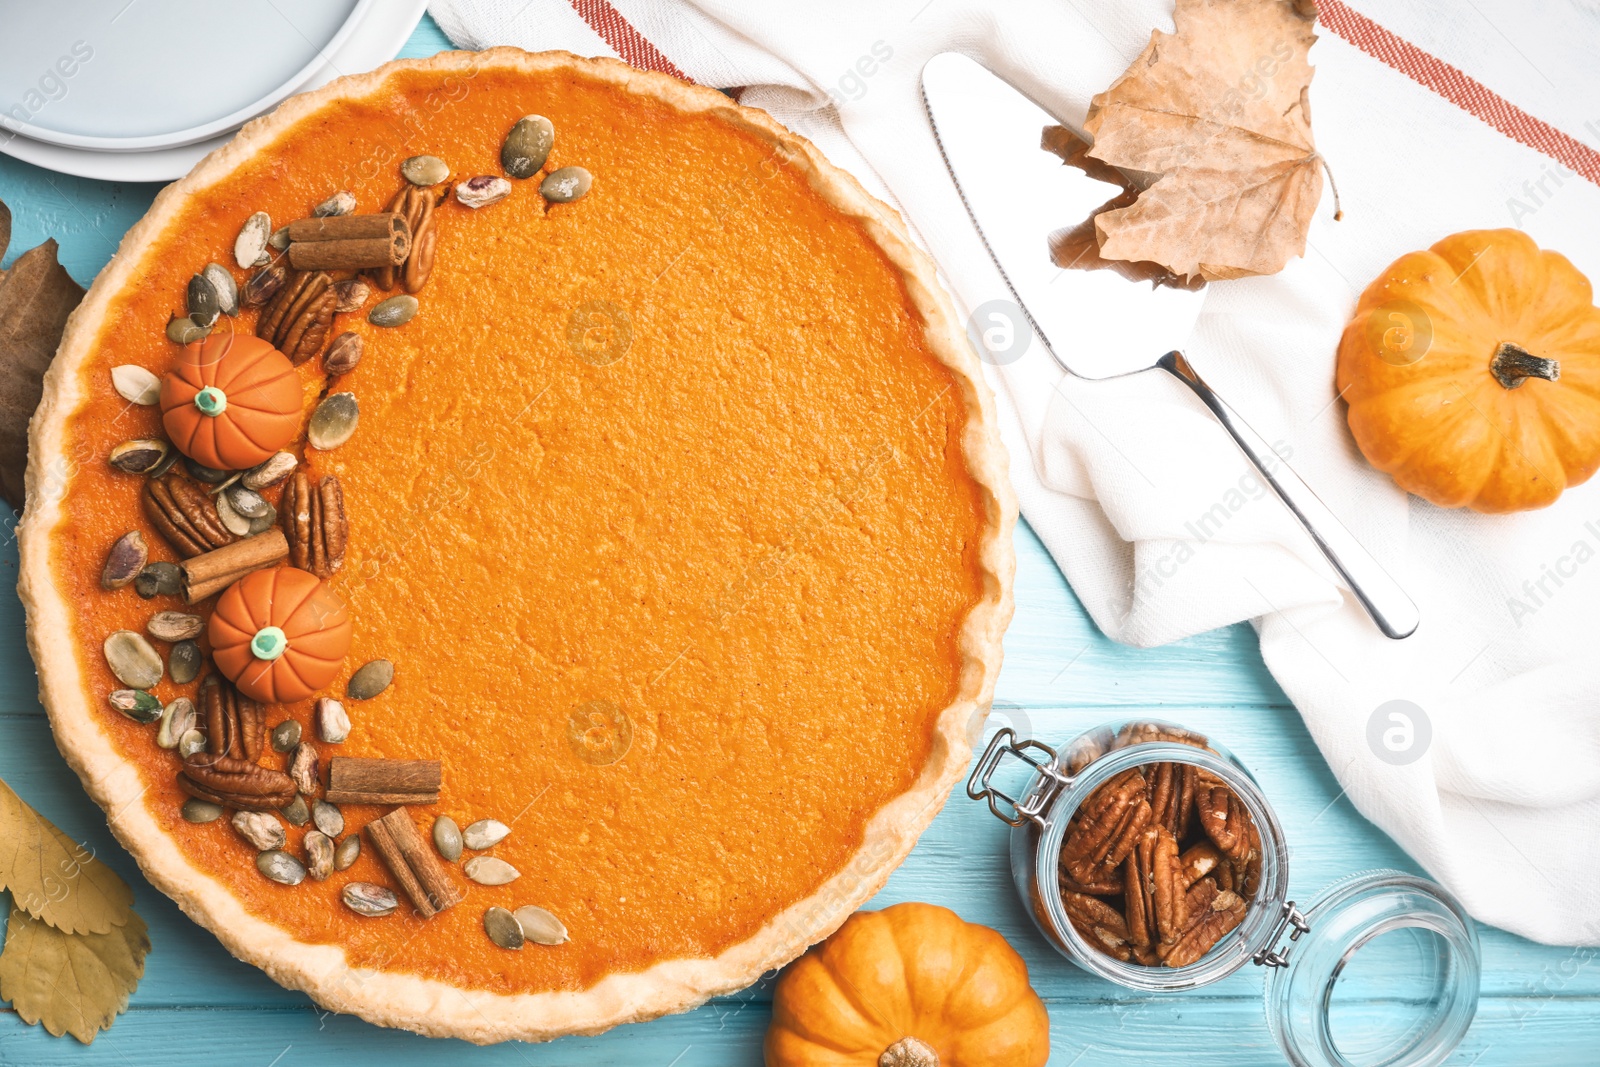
[0,0,429,181]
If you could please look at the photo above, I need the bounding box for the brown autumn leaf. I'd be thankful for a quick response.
[0,778,134,936]
[0,199,84,511]
[1077,0,1324,282]
[0,903,150,1044]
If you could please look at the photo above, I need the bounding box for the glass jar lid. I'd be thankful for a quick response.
[1264,869,1480,1067]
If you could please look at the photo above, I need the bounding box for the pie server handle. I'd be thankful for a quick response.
[1158,351,1420,640]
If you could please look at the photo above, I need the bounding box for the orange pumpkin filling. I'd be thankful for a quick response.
[49,64,987,994]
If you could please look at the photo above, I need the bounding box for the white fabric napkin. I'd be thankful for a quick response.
[429,0,1600,945]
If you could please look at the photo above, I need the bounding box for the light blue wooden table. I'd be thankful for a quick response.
[1,18,1594,1067]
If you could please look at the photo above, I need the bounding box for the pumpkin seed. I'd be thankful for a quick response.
[464,856,520,886]
[102,531,148,590]
[241,261,287,307]
[166,313,211,345]
[224,483,271,519]
[156,697,198,749]
[109,439,170,475]
[367,295,417,327]
[214,488,253,537]
[146,611,203,642]
[169,639,203,685]
[270,719,302,752]
[233,810,286,851]
[316,697,351,743]
[109,689,162,723]
[257,849,306,886]
[242,451,297,490]
[346,659,393,700]
[105,630,163,689]
[246,504,278,536]
[331,278,370,313]
[111,365,161,405]
[312,800,344,838]
[513,905,569,945]
[187,273,220,326]
[463,819,511,851]
[323,332,363,375]
[304,830,335,881]
[235,211,271,269]
[203,262,239,316]
[433,815,463,862]
[501,115,554,179]
[308,392,359,450]
[334,834,361,871]
[178,728,208,758]
[455,175,512,209]
[540,166,592,204]
[146,446,181,479]
[268,225,291,252]
[280,795,311,827]
[135,561,183,599]
[314,191,357,218]
[289,742,319,795]
[342,882,396,917]
[401,154,450,187]
[181,798,224,824]
[483,906,524,950]
[183,457,232,484]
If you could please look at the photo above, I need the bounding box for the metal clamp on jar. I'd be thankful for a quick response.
[968,718,1482,1067]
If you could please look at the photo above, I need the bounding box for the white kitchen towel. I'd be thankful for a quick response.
[430,0,1600,946]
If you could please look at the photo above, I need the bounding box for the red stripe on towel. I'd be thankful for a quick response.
[567,0,695,82]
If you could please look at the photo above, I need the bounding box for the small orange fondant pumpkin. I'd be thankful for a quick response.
[765,903,1050,1067]
[209,567,351,704]
[160,333,301,471]
[1337,229,1600,512]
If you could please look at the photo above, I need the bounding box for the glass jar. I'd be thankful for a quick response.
[969,718,1481,1067]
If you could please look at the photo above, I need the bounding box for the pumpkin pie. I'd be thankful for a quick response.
[18,49,1015,1043]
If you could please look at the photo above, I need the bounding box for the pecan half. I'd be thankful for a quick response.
[1149,825,1188,947]
[1125,827,1158,948]
[143,475,235,557]
[1115,721,1210,750]
[177,755,296,812]
[1196,779,1255,861]
[1061,769,1147,870]
[200,675,265,762]
[1147,759,1196,839]
[281,471,347,577]
[1177,841,1224,888]
[373,185,440,293]
[257,269,335,364]
[1162,889,1248,968]
[1063,891,1132,961]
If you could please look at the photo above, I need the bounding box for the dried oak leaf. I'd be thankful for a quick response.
[0,903,150,1044]
[0,204,85,510]
[1078,0,1324,282]
[0,778,134,935]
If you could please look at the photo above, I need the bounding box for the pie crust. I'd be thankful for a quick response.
[17,49,1016,1043]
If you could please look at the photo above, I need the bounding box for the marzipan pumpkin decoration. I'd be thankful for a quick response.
[765,903,1050,1067]
[209,567,351,704]
[160,333,301,471]
[1337,228,1600,512]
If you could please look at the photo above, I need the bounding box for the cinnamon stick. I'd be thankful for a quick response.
[180,528,289,603]
[365,807,462,918]
[325,757,441,805]
[287,213,410,270]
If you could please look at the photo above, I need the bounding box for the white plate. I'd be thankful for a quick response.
[0,0,429,181]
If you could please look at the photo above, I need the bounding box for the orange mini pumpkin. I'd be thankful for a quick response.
[765,903,1051,1067]
[160,333,301,471]
[1338,229,1600,512]
[209,567,351,704]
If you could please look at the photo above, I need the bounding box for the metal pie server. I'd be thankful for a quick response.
[922,52,1418,639]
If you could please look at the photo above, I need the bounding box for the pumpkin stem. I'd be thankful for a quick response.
[879,1036,939,1067]
[1490,342,1559,389]
[250,626,288,661]
[194,385,228,416]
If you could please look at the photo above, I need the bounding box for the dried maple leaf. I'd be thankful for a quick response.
[0,778,134,936]
[1077,0,1324,282]
[0,198,84,511]
[0,903,150,1044]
